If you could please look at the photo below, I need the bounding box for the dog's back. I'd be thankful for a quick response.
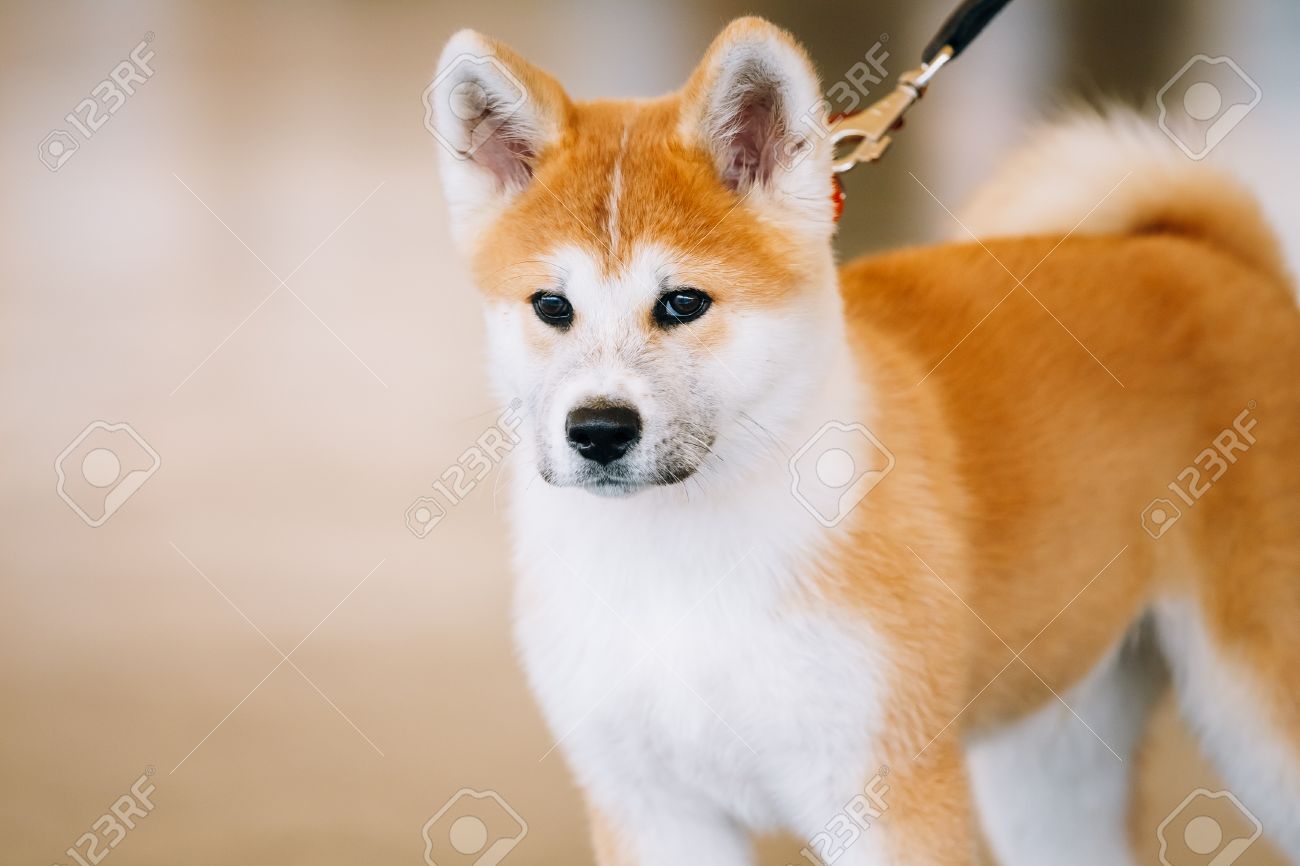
[841,110,1300,863]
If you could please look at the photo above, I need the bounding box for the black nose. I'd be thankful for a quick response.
[566,405,641,465]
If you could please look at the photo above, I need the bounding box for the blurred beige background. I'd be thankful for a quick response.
[2,0,1297,863]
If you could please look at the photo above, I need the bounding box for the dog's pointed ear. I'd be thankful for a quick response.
[679,18,831,221]
[426,30,573,247]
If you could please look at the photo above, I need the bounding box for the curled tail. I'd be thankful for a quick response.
[959,108,1291,289]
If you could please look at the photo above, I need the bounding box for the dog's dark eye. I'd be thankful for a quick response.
[654,288,711,327]
[531,292,573,327]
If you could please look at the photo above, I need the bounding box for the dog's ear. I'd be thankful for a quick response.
[427,30,572,247]
[679,18,831,225]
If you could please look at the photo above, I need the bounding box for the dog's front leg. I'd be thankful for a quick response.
[876,739,976,865]
[788,737,975,866]
[586,793,752,866]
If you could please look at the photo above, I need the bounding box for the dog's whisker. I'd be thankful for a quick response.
[486,272,561,295]
[734,414,787,470]
[485,259,568,278]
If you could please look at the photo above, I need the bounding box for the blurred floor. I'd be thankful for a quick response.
[1,1,1294,864]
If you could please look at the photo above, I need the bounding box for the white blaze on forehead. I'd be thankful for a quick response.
[606,122,630,256]
[536,244,688,422]
[534,244,665,455]
[544,242,683,328]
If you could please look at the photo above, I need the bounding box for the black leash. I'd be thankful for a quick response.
[923,0,1015,64]
[830,0,1014,174]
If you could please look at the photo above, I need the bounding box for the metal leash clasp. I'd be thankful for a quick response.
[829,46,954,174]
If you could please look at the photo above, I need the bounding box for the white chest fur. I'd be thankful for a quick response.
[509,474,892,836]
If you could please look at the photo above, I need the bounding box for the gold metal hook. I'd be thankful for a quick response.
[829,46,954,174]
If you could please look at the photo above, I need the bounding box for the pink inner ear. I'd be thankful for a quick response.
[447,72,539,190]
[716,69,792,192]
[472,125,536,191]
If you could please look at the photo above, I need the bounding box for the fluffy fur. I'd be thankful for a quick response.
[432,17,1300,865]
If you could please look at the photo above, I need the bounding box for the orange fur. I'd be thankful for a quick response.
[471,97,807,302]
[839,231,1300,724]
[442,16,1300,865]
[804,228,1300,863]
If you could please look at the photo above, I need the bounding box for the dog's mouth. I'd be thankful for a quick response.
[539,454,705,496]
[536,422,716,496]
[582,475,644,497]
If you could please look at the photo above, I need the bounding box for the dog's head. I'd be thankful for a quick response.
[431,18,842,496]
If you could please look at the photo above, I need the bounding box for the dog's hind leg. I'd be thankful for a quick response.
[965,626,1166,866]
[1154,592,1300,861]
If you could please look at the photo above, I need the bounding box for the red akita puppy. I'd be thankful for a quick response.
[430,16,1300,866]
